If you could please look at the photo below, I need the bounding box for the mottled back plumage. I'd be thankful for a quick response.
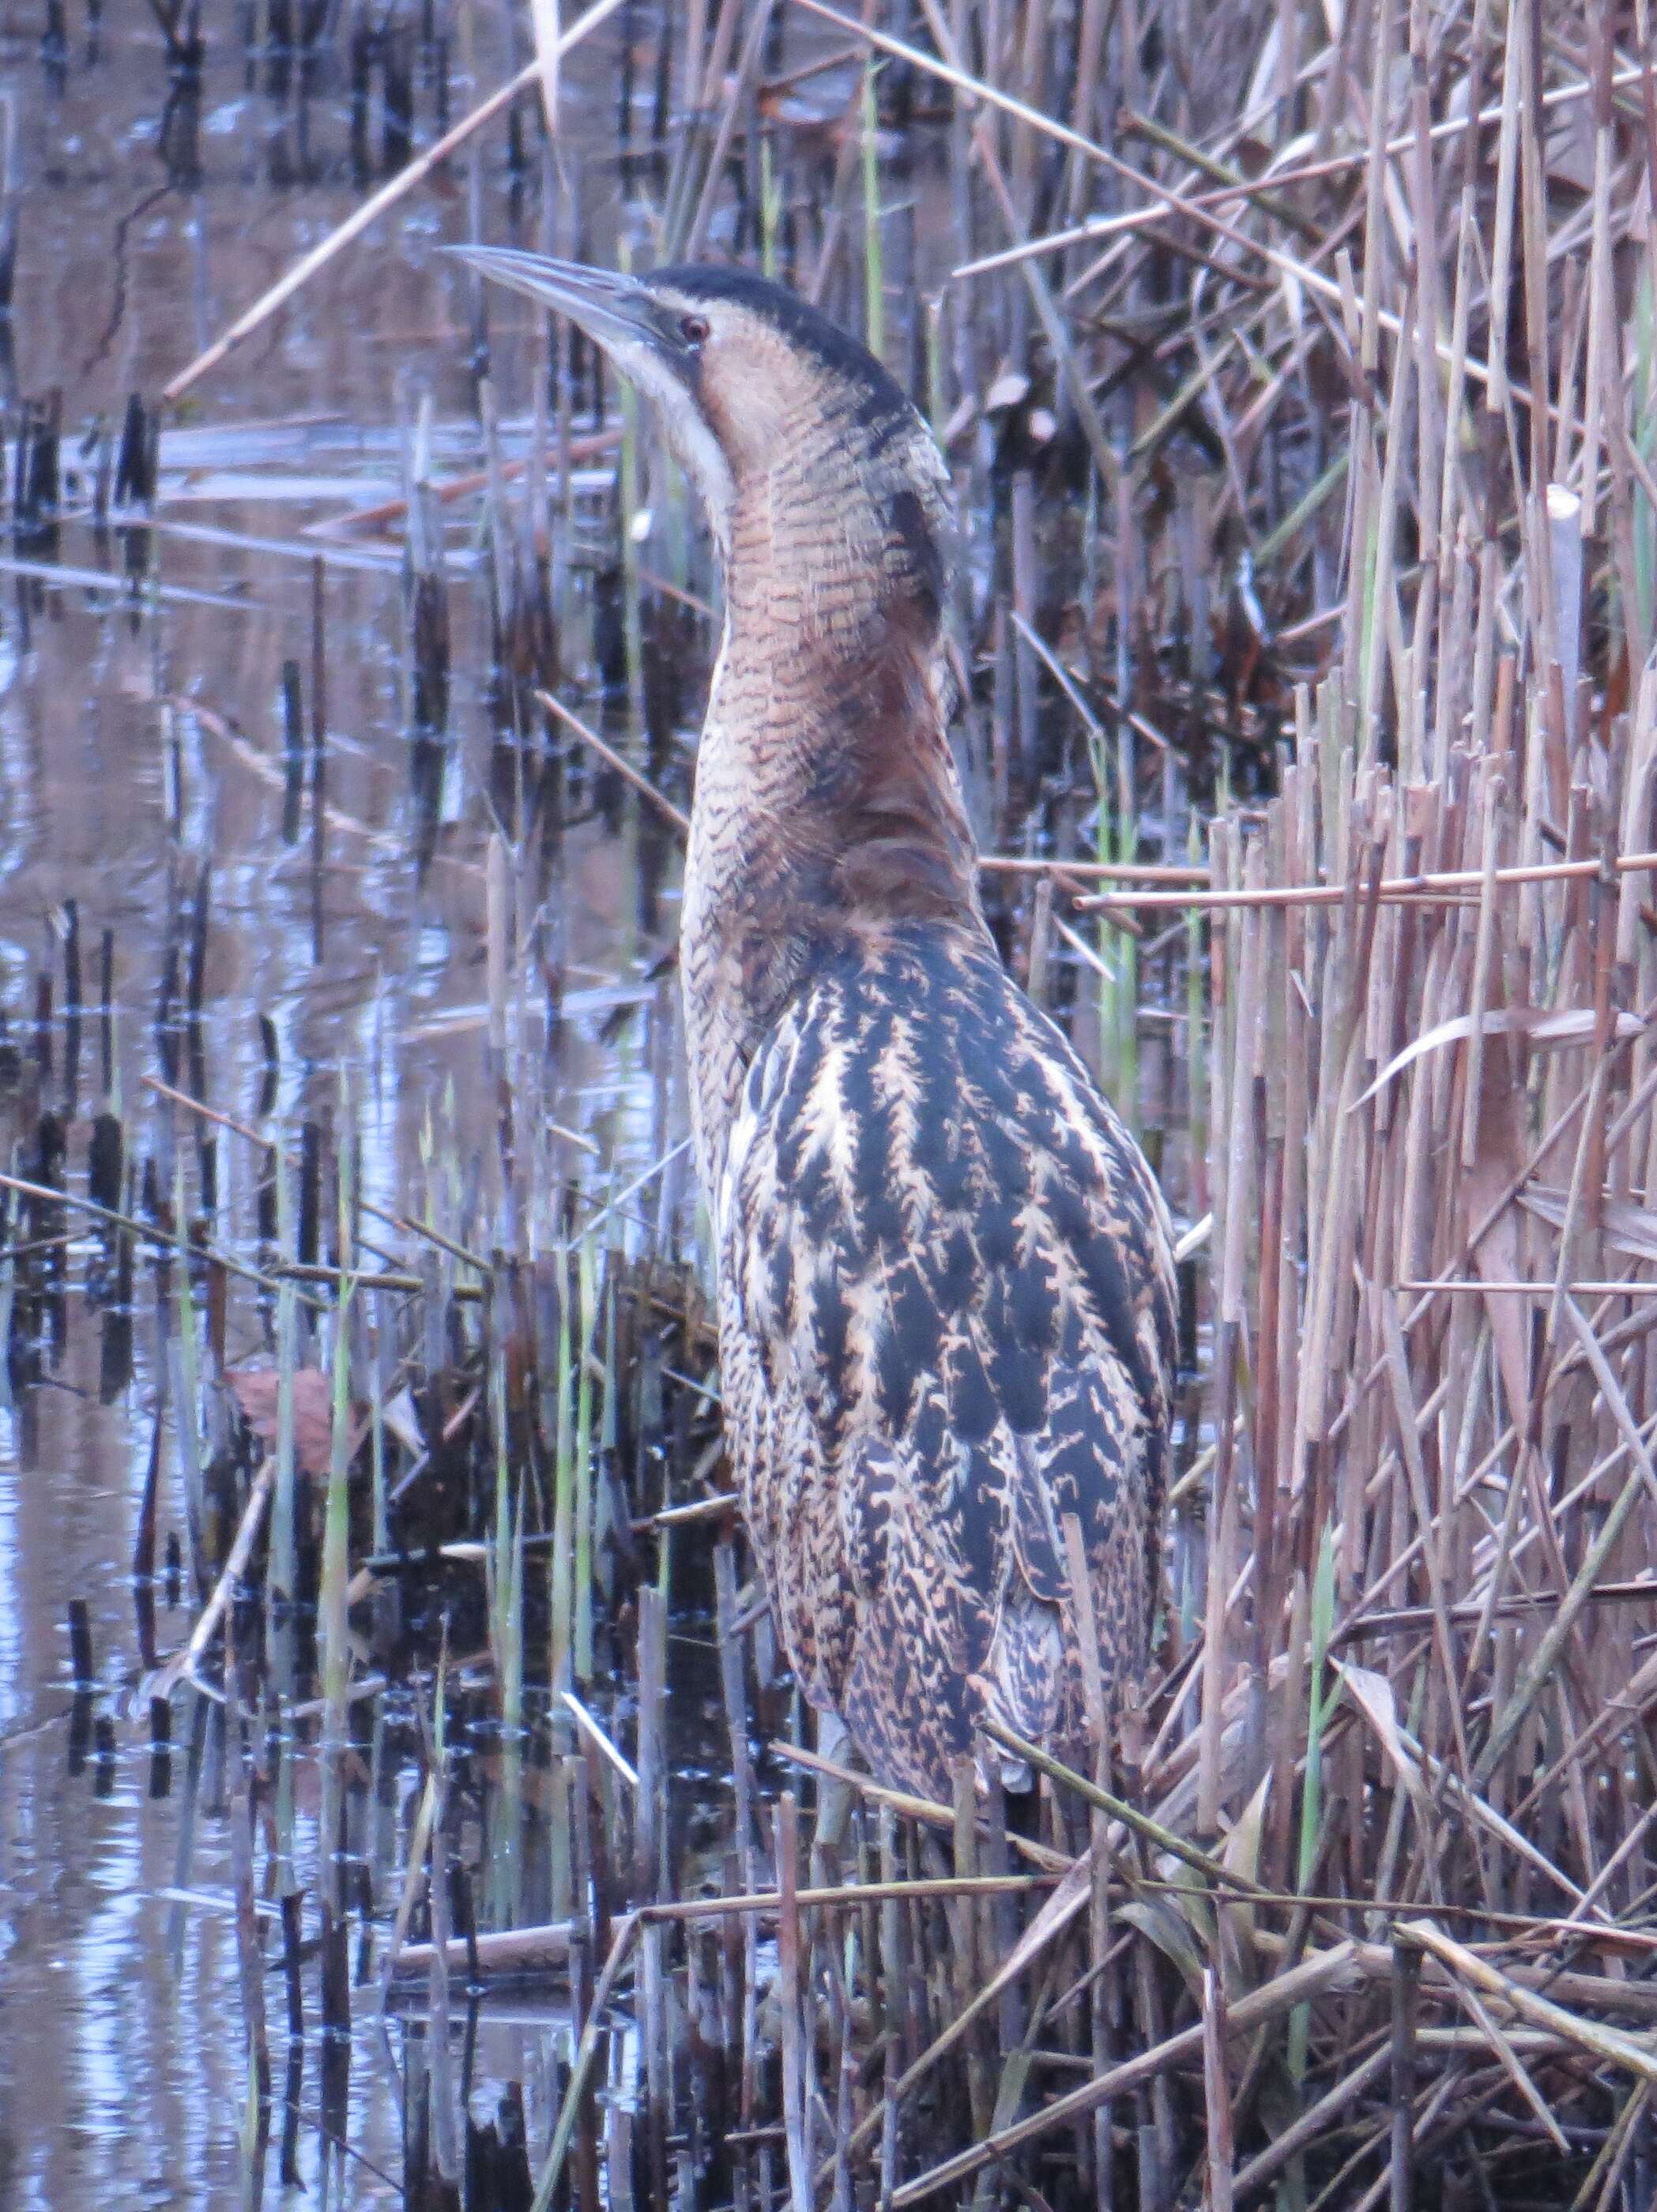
[719,924,1175,1795]
[455,249,1177,1798]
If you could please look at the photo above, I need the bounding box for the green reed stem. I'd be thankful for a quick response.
[490,1351,524,1737]
[760,130,782,283]
[1288,1525,1339,2090]
[488,1350,524,1926]
[575,1234,596,1683]
[173,1163,206,1581]
[321,1118,356,1754]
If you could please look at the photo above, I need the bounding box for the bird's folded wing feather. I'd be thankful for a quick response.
[716,925,1176,1785]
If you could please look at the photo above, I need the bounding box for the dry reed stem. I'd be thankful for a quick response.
[1083,848,1657,910]
[892,1943,1365,2205]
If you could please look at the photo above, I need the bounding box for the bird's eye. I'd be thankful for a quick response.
[679,314,710,345]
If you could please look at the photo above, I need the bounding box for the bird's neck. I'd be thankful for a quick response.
[680,456,985,1189]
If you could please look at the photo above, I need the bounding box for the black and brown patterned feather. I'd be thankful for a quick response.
[718,923,1175,1796]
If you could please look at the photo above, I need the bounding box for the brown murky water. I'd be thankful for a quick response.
[0,11,678,2203]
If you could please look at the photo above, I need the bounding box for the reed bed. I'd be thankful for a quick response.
[8,0,1657,2206]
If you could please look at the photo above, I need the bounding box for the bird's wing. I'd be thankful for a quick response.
[717,924,1177,1795]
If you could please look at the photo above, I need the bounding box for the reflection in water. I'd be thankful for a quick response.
[0,14,684,2206]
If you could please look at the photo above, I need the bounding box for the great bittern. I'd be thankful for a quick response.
[455,248,1177,1800]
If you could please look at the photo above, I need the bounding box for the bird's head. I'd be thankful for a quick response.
[451,250,951,628]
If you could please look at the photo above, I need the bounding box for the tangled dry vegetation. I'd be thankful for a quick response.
[55,0,1657,2206]
[520,3,1657,2202]
[582,1,1657,2201]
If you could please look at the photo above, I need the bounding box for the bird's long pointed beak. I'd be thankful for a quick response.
[445,246,665,358]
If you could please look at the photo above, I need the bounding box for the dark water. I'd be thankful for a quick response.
[0,12,671,2203]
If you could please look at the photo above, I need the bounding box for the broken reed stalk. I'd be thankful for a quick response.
[0,1164,318,1307]
[1083,846,1657,911]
